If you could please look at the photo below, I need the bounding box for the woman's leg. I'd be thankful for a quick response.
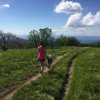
[41,61,45,67]
[40,61,42,70]
[40,61,45,70]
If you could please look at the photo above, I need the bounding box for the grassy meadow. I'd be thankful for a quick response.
[0,47,66,92]
[64,48,100,100]
[0,47,100,100]
[12,47,83,100]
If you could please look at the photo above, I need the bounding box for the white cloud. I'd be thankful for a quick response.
[65,13,82,27]
[54,0,82,14]
[65,11,100,28]
[76,27,86,33]
[53,26,100,36]
[0,4,10,9]
[53,28,66,34]
[81,11,100,26]
[54,1,100,36]
[2,4,10,8]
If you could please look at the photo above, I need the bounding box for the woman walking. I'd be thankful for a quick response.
[37,42,46,72]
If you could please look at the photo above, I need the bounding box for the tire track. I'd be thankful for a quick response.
[55,53,79,100]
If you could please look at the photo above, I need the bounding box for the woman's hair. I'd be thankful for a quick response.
[40,41,44,46]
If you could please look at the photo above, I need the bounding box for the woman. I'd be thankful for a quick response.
[37,42,46,71]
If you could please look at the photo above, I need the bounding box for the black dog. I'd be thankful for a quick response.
[47,55,53,69]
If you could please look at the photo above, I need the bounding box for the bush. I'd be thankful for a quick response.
[55,35,80,46]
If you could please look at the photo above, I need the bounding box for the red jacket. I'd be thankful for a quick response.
[38,45,45,60]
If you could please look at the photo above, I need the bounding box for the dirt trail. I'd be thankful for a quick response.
[55,54,78,100]
[64,59,76,98]
[0,54,67,100]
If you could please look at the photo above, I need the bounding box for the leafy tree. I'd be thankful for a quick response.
[12,38,28,49]
[55,35,68,46]
[28,28,53,47]
[28,30,40,47]
[55,35,80,46]
[48,36,56,47]
[0,30,16,51]
[39,28,53,47]
[66,37,80,46]
[90,42,100,47]
[28,28,80,48]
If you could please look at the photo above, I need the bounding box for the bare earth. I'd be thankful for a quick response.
[64,59,76,97]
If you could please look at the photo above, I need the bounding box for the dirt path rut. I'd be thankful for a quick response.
[55,53,78,100]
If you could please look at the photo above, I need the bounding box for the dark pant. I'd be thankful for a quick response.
[38,59,45,68]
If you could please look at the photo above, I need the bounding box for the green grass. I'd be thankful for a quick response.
[64,48,100,100]
[12,47,83,100]
[0,47,67,92]
[0,49,38,92]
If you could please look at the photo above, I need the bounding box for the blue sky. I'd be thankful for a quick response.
[0,0,100,37]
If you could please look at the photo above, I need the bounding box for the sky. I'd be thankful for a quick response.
[0,0,100,37]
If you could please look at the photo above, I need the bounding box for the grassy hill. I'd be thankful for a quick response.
[0,47,100,100]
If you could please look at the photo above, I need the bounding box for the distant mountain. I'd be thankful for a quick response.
[75,36,100,44]
[54,35,100,44]
[18,35,28,39]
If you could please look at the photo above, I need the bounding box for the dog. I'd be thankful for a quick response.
[47,55,53,69]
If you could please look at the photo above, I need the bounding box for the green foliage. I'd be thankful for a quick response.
[1,47,99,100]
[28,28,53,47]
[56,35,80,46]
[0,48,67,92]
[28,28,80,48]
[90,42,100,47]
[12,47,83,100]
[66,37,80,46]
[39,28,53,47]
[28,30,41,47]
[0,49,38,92]
[64,48,100,100]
